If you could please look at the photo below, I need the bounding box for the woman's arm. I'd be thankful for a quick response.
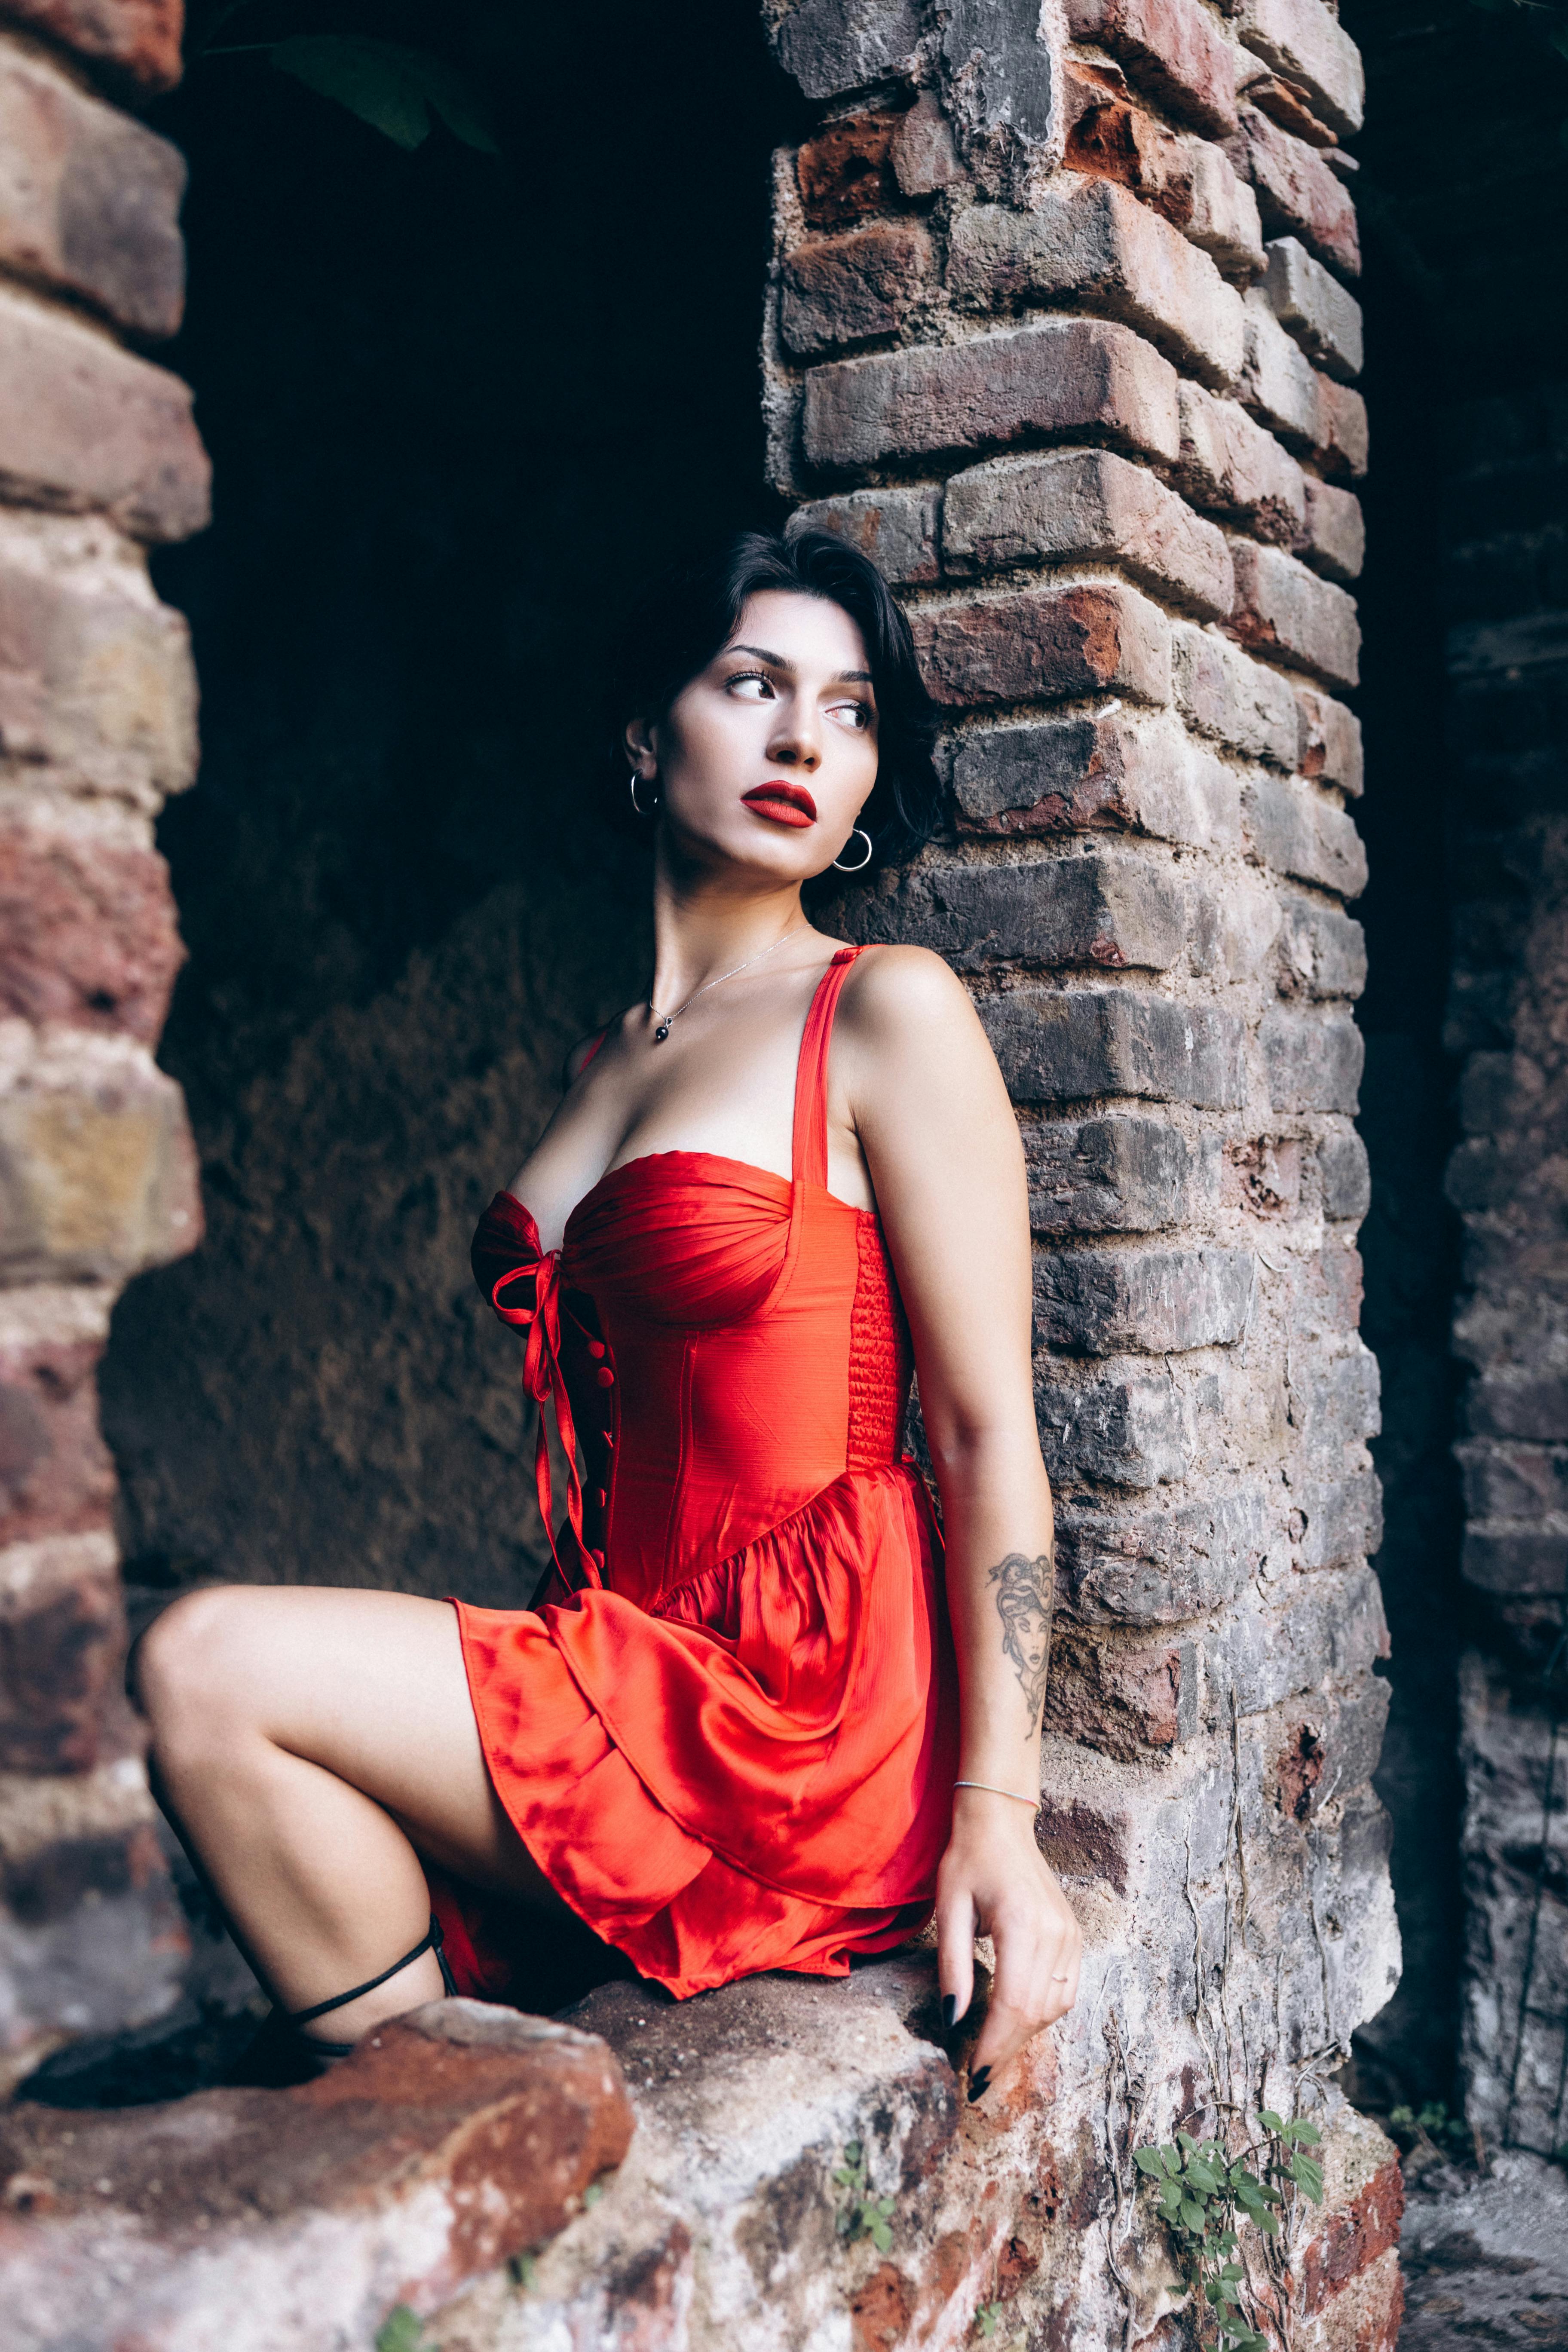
[835,946,1082,2092]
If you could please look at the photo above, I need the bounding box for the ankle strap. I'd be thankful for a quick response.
[286,1911,445,2027]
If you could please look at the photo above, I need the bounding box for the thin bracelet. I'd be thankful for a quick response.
[954,1778,1040,1807]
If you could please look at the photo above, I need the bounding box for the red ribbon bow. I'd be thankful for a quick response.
[487,1249,601,1592]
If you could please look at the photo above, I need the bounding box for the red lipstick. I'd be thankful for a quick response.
[742,781,818,828]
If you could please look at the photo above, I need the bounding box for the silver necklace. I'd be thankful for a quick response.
[649,925,807,1044]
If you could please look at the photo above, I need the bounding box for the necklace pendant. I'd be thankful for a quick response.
[653,1021,671,1044]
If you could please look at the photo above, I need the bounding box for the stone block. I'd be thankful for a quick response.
[1461,1525,1568,1596]
[801,316,1182,474]
[948,177,1245,393]
[1173,377,1306,544]
[1458,1440,1568,1524]
[0,287,208,543]
[889,91,966,196]
[1171,617,1301,766]
[1023,1113,1195,1233]
[983,986,1247,1106]
[1288,1343,1381,1459]
[0,1034,201,1283]
[1293,681,1363,794]
[1236,0,1365,138]
[1293,1470,1383,1568]
[0,813,183,1038]
[781,218,935,356]
[1044,1623,1196,1756]
[1317,1128,1369,1221]
[940,0,1058,196]
[1065,0,1238,135]
[1211,1565,1388,1716]
[943,447,1234,619]
[1243,773,1367,895]
[1036,1363,1191,1484]
[0,2001,635,2346]
[794,108,901,230]
[911,580,1172,708]
[1300,477,1364,584]
[0,1329,113,1550]
[952,707,1242,849]
[1261,1005,1365,1112]
[1058,1479,1274,1623]
[787,485,939,585]
[772,0,923,100]
[0,1526,120,1770]
[1463,1372,1568,1443]
[0,513,199,806]
[1231,105,1360,278]
[1228,538,1360,687]
[1278,889,1367,999]
[0,0,182,95]
[853,851,1188,971]
[1314,371,1368,480]
[0,41,185,340]
[1265,235,1362,382]
[1034,1242,1255,1354]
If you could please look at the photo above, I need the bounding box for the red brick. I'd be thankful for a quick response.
[0,819,184,1038]
[1237,0,1364,139]
[943,447,1234,620]
[1229,104,1360,279]
[795,108,903,229]
[0,0,182,96]
[0,287,208,542]
[1175,376,1306,544]
[1300,476,1364,583]
[0,46,185,339]
[1314,371,1368,480]
[947,175,1245,393]
[911,581,1172,709]
[1294,682,1363,796]
[0,1529,121,1771]
[1067,0,1238,137]
[0,1335,114,1550]
[1063,69,1263,279]
[801,315,1181,474]
[888,90,965,196]
[788,485,938,584]
[781,218,934,357]
[1044,1626,1187,1757]
[1227,538,1360,687]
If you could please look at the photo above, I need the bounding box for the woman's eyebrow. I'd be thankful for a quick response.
[725,642,875,687]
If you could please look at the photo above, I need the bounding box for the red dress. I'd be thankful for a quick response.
[442,947,959,2000]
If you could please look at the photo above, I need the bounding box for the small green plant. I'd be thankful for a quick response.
[374,2310,428,2352]
[974,2298,1007,2337]
[833,2139,897,2253]
[1387,2101,1472,2160]
[1134,2113,1323,2352]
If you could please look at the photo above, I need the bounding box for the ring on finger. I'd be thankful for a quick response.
[1051,1972,1071,1982]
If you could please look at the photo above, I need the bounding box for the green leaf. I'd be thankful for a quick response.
[845,2141,863,2165]
[1286,2119,1321,2145]
[270,36,498,153]
[1258,2110,1286,2134]
[1179,2197,1207,2232]
[1134,2146,1167,2176]
[375,2313,425,2352]
[1290,2156,1325,2203]
[1257,2210,1280,2238]
[1221,2263,1245,2281]
[870,2217,894,2252]
[1388,2105,1414,2128]
[1186,2160,1220,2194]
[1178,2131,1199,2152]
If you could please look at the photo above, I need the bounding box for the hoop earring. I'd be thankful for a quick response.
[832,826,873,873]
[629,770,660,818]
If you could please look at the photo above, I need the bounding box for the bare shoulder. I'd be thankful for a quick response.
[561,1023,612,1091]
[836,943,984,1045]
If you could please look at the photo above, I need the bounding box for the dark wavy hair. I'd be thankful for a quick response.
[605,528,941,878]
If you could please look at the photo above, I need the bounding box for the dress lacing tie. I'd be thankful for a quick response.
[485,1247,601,1592]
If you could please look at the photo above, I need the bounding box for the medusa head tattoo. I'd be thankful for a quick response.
[986,1550,1056,1736]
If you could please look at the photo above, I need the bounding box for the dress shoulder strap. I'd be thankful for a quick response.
[792,947,865,1188]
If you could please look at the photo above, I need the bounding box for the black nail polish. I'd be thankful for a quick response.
[941,1994,957,2030]
[967,2065,992,2104]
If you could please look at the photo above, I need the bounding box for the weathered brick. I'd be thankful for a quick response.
[1457,1440,1568,1523]
[1066,0,1237,135]
[1264,235,1362,382]
[1293,1469,1383,1568]
[1462,1372,1568,1444]
[0,0,182,95]
[911,581,1172,709]
[1227,538,1360,687]
[787,486,939,585]
[1299,477,1364,585]
[1287,1343,1381,1459]
[943,447,1234,619]
[1278,889,1367,998]
[1460,1525,1568,1596]
[1062,67,1263,279]
[801,317,1181,475]
[1171,617,1301,766]
[852,851,1188,971]
[952,708,1242,850]
[1058,1480,1273,1623]
[1239,284,1320,444]
[1036,1363,1192,1485]
[1260,1004,1365,1112]
[940,0,1057,196]
[1230,106,1360,279]
[1173,378,1306,545]
[1314,370,1368,480]
[1185,135,1266,279]
[1213,1566,1388,1716]
[1293,681,1363,794]
[1023,1113,1195,1233]
[889,91,966,197]
[1317,1128,1370,1221]
[1243,773,1367,894]
[0,815,184,1037]
[0,288,208,543]
[0,1528,121,1771]
[0,1333,113,1549]
[0,41,185,340]
[1035,1242,1255,1354]
[948,177,1245,393]
[1044,1624,1196,1755]
[0,514,199,806]
[0,1036,201,1282]
[1236,0,1365,139]
[985,986,1246,1106]
[794,108,901,229]
[780,219,934,356]
[772,0,922,100]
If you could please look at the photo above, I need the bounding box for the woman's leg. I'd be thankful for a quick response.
[135,1584,566,2045]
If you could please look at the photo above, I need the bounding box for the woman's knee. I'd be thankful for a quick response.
[133,1586,266,1751]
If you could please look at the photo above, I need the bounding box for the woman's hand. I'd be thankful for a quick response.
[935,1787,1082,2099]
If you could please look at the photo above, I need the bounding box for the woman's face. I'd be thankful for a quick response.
[1014,1607,1050,1683]
[630,589,881,883]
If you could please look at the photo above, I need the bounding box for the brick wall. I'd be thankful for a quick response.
[0,0,207,2088]
[766,0,1403,2338]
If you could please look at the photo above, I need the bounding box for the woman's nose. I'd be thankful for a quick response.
[769,720,821,772]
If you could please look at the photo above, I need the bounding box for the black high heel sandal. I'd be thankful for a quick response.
[284,1911,458,2059]
[224,1912,458,2086]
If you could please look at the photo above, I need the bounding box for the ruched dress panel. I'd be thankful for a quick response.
[446,949,959,1999]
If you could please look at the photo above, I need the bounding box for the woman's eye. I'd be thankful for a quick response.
[830,699,873,730]
[726,671,773,700]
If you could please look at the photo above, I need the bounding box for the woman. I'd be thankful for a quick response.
[136,529,1081,2099]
